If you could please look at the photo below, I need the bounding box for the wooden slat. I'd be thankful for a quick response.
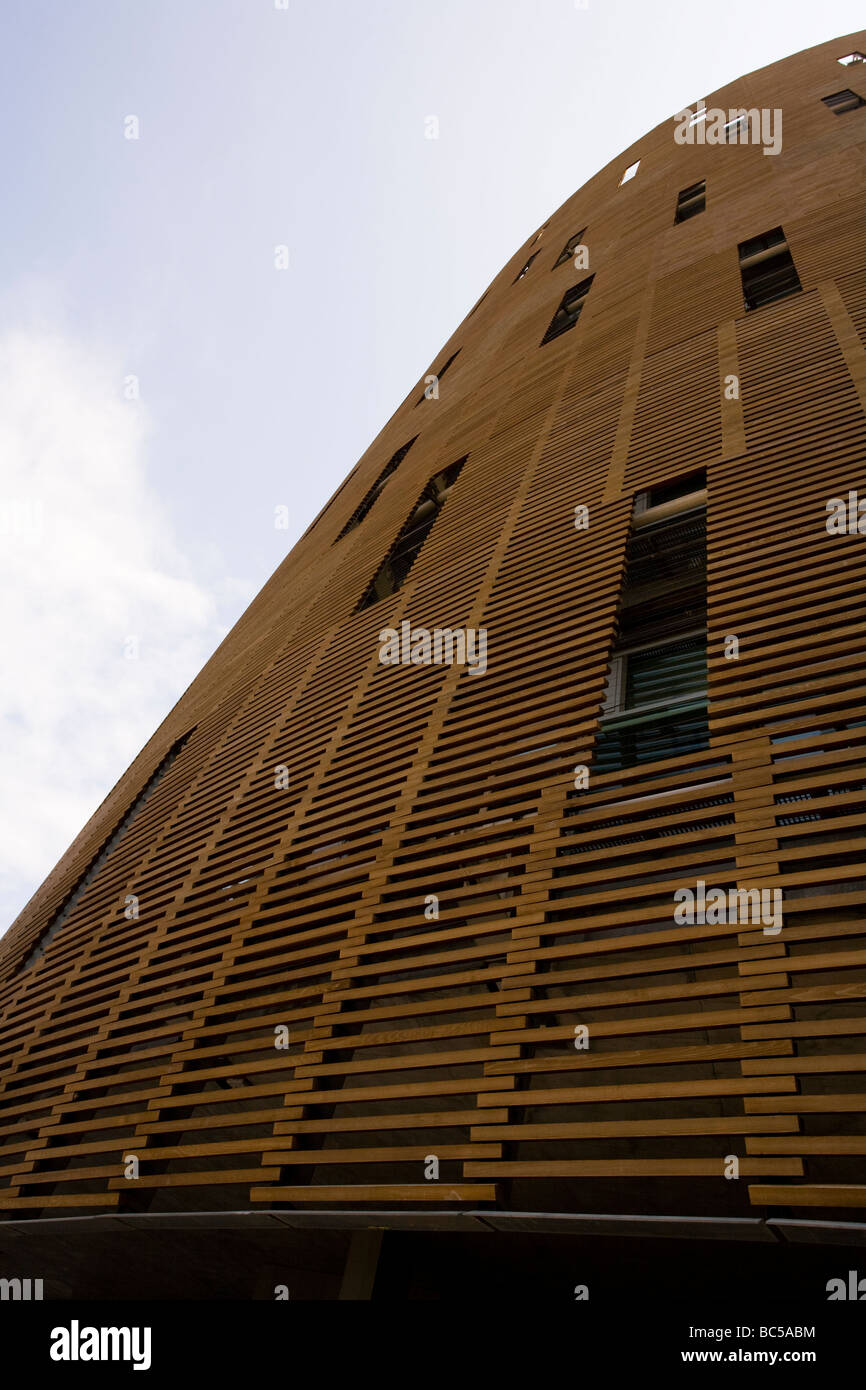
[249,1185,498,1204]
[750,1186,866,1209]
[0,31,863,1224]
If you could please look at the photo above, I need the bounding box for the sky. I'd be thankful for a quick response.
[1,0,863,933]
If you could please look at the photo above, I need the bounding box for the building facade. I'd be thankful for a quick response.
[1,33,865,1291]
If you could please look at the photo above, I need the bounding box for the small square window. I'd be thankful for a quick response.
[822,88,866,114]
[674,180,706,224]
[723,115,748,142]
[513,251,540,283]
[540,275,595,345]
[620,160,640,185]
[554,229,588,268]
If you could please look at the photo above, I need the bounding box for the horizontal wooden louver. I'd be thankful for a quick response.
[0,32,864,1228]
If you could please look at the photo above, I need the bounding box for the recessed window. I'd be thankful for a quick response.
[723,113,752,142]
[554,229,588,268]
[837,53,865,66]
[615,636,707,712]
[594,505,708,773]
[739,228,786,258]
[738,226,801,311]
[336,438,418,541]
[620,160,640,185]
[20,728,198,972]
[540,275,594,345]
[634,468,706,516]
[358,457,466,609]
[674,180,706,224]
[513,251,540,283]
[416,349,460,405]
[822,89,865,114]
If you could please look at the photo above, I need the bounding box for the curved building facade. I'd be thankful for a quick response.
[1,33,866,1288]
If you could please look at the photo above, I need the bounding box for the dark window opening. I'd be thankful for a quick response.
[674,180,706,223]
[593,499,708,773]
[822,88,865,114]
[513,252,540,283]
[634,467,706,515]
[357,457,466,610]
[540,274,595,345]
[415,350,460,405]
[19,728,197,973]
[739,228,786,258]
[738,226,801,311]
[554,229,588,268]
[335,437,418,541]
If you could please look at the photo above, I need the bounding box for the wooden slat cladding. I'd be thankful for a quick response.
[1,33,865,1223]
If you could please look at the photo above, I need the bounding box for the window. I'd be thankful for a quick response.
[739,228,786,258]
[416,349,460,405]
[357,457,466,609]
[605,635,707,714]
[822,89,865,114]
[738,226,801,311]
[20,728,197,972]
[674,180,706,223]
[554,229,587,268]
[723,113,748,142]
[540,275,594,345]
[513,252,540,283]
[620,160,640,185]
[593,492,708,773]
[838,52,865,66]
[633,467,706,516]
[336,438,418,541]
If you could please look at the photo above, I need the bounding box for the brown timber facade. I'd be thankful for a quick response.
[1,34,865,1272]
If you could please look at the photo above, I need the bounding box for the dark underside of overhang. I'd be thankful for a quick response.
[0,1209,863,1300]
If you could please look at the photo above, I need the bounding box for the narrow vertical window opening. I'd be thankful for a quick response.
[541,275,595,345]
[19,728,197,973]
[593,487,708,773]
[358,457,466,609]
[336,438,418,541]
[738,226,801,311]
[674,180,706,223]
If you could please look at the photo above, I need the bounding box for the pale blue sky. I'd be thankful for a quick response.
[1,0,862,930]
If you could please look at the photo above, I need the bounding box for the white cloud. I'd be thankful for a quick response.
[0,324,228,935]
